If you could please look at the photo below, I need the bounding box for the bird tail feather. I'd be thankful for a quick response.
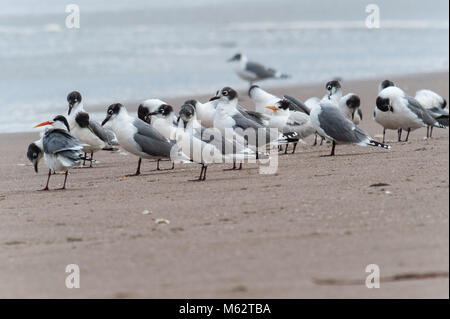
[368,140,391,149]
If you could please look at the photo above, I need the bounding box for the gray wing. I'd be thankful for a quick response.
[43,129,83,154]
[237,105,268,126]
[232,111,264,130]
[200,127,247,155]
[133,118,171,143]
[283,95,311,115]
[89,120,118,145]
[246,61,277,79]
[318,106,370,144]
[405,96,439,126]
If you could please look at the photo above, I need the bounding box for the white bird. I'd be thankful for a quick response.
[71,112,107,167]
[248,85,281,115]
[26,138,43,173]
[415,89,448,137]
[227,53,290,85]
[101,103,187,176]
[176,102,258,180]
[33,115,85,190]
[264,99,315,153]
[375,84,447,142]
[67,91,119,162]
[182,99,218,128]
[310,100,391,156]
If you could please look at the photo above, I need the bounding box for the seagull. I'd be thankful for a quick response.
[375,84,447,142]
[212,87,292,153]
[415,89,448,137]
[137,104,151,124]
[227,53,290,85]
[339,94,363,125]
[33,115,85,190]
[101,103,186,176]
[310,100,391,156]
[67,91,119,158]
[264,99,315,153]
[27,138,43,173]
[176,102,258,181]
[71,112,107,167]
[183,99,218,128]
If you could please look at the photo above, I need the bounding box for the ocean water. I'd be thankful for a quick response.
[0,0,448,133]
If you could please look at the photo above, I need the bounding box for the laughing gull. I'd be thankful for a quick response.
[310,100,390,156]
[227,53,290,85]
[265,99,315,153]
[67,91,119,155]
[415,89,448,137]
[375,84,447,142]
[101,103,187,176]
[183,99,218,128]
[33,115,85,190]
[27,138,43,173]
[339,94,363,125]
[71,112,107,167]
[176,103,258,180]
[212,87,293,153]
[138,104,151,124]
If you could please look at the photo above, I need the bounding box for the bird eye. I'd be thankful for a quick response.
[108,109,113,115]
[327,86,332,90]
[223,91,228,96]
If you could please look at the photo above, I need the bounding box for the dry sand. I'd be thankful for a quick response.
[0,72,448,298]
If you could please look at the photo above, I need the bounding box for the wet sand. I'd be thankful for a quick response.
[0,72,448,298]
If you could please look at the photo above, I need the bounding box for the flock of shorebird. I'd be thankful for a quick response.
[26,54,448,190]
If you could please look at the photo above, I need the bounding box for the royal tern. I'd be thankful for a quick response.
[227,53,289,85]
[265,99,315,153]
[310,100,390,156]
[33,115,85,190]
[101,103,186,176]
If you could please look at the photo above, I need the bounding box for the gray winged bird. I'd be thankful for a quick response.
[33,115,85,190]
[310,100,391,156]
[228,53,290,85]
[27,138,44,173]
[375,83,447,142]
[101,103,188,176]
[415,89,448,137]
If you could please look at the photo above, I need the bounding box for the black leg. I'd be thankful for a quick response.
[61,171,68,190]
[405,129,410,142]
[171,162,175,170]
[41,169,51,191]
[83,153,87,166]
[313,134,318,146]
[284,144,288,154]
[131,158,142,176]
[89,152,94,167]
[382,128,386,144]
[201,165,208,181]
[292,142,298,154]
[320,137,324,146]
[426,126,430,139]
[430,126,434,138]
[156,159,160,170]
[238,163,242,170]
[330,141,336,156]
[398,128,402,142]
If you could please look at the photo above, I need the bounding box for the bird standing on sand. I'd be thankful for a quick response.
[227,53,290,85]
[415,89,448,137]
[67,91,119,162]
[176,102,258,181]
[33,115,85,190]
[101,103,186,176]
[375,83,447,142]
[310,100,391,156]
[265,99,315,154]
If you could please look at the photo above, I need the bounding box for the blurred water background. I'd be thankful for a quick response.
[0,0,448,132]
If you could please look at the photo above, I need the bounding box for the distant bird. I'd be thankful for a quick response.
[67,91,119,158]
[183,99,218,128]
[176,102,258,181]
[415,89,448,137]
[102,103,186,176]
[26,138,43,173]
[227,53,290,85]
[33,115,85,190]
[375,84,447,142]
[265,99,315,153]
[339,94,363,125]
[71,112,107,167]
[310,100,390,156]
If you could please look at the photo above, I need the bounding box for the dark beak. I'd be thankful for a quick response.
[183,120,188,129]
[68,104,73,115]
[101,115,111,126]
[209,96,219,102]
[33,160,39,173]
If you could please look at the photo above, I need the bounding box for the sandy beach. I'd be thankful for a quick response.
[0,72,448,298]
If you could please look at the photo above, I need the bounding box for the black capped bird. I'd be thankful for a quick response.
[33,115,85,190]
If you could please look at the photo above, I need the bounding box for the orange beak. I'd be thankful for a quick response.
[264,106,278,111]
[33,121,53,128]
